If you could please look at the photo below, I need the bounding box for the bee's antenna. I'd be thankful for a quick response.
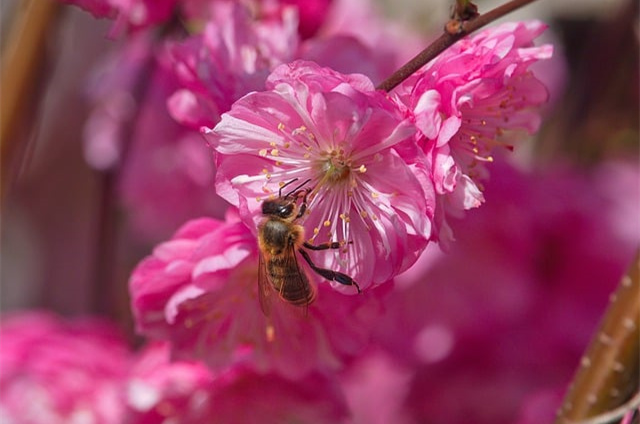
[283,178,311,198]
[278,178,299,197]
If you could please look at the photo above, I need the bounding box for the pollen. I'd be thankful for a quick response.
[259,149,268,157]
[266,324,275,342]
[270,141,277,147]
[278,181,286,188]
[360,210,368,219]
[261,168,269,174]
[323,220,331,227]
[359,164,367,173]
[270,149,279,156]
[313,227,320,235]
[283,142,290,149]
[371,192,379,198]
[277,123,285,132]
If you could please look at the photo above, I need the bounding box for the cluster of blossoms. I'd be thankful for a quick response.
[0,312,348,423]
[4,161,637,422]
[16,0,637,422]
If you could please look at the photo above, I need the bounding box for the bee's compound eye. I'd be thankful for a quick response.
[278,204,294,217]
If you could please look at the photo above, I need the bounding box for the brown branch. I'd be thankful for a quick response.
[555,249,640,423]
[0,0,61,198]
[376,0,539,92]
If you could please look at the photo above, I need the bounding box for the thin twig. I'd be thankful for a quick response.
[555,250,640,423]
[376,0,538,92]
[565,391,640,424]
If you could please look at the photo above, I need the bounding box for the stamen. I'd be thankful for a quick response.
[266,324,275,342]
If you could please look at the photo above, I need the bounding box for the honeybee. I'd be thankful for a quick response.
[257,178,360,314]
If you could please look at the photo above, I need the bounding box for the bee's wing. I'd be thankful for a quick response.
[258,251,273,316]
[282,243,316,310]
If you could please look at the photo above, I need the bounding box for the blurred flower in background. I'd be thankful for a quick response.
[0,312,130,424]
[1,0,637,422]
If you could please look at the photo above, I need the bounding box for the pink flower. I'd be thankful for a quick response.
[166,1,299,129]
[0,312,130,424]
[341,349,414,424]
[372,161,639,423]
[58,0,177,34]
[125,342,215,423]
[129,210,389,379]
[57,0,115,19]
[84,34,227,240]
[203,60,433,290]
[203,368,348,424]
[280,0,332,39]
[395,20,553,244]
[118,60,228,240]
[316,0,425,83]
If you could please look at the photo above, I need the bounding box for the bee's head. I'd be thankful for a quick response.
[261,198,297,219]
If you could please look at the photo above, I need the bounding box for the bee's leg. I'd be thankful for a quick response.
[303,241,341,250]
[302,241,353,250]
[298,249,361,293]
[284,178,311,199]
[295,188,312,218]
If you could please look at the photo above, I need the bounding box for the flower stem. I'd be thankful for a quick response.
[555,249,640,423]
[376,0,539,92]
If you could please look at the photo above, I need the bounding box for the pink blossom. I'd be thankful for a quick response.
[203,60,433,290]
[316,0,425,83]
[84,34,227,240]
[118,61,228,239]
[373,161,639,423]
[58,0,177,34]
[125,342,215,423]
[166,0,299,129]
[395,20,553,244]
[129,210,389,379]
[280,0,332,39]
[203,370,348,424]
[341,349,414,424]
[58,0,115,19]
[126,343,348,423]
[0,312,130,424]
